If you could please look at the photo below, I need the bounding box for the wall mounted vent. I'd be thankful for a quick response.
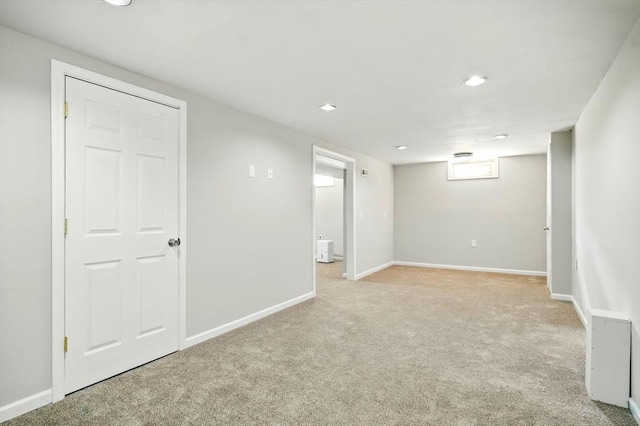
[454,152,473,158]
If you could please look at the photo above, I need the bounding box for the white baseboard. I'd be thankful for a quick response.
[355,262,393,280]
[549,293,587,328]
[185,292,315,348]
[0,389,52,423]
[1,293,316,422]
[550,293,573,302]
[393,261,547,277]
[392,261,588,328]
[629,397,640,425]
[571,297,588,328]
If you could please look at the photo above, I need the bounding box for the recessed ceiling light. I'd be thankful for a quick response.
[104,0,132,5]
[454,152,473,158]
[492,134,508,139]
[319,104,336,111]
[396,145,408,150]
[464,76,487,87]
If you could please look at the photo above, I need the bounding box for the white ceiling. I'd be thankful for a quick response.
[1,0,638,165]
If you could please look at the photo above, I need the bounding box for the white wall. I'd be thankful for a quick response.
[0,25,395,412]
[394,155,547,273]
[315,177,344,256]
[572,17,640,405]
[548,131,572,296]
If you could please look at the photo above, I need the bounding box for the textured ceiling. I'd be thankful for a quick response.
[1,0,638,164]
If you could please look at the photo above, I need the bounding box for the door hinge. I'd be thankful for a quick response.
[64,102,68,118]
[64,336,68,353]
[64,218,68,236]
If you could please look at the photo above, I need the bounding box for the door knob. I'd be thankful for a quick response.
[543,227,550,231]
[168,238,181,247]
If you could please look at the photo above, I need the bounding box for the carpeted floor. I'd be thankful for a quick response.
[5,262,636,425]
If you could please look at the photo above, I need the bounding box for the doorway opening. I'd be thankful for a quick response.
[312,147,356,291]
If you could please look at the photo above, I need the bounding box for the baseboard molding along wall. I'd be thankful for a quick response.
[0,292,316,423]
[550,293,573,302]
[0,389,52,423]
[393,261,547,277]
[551,294,587,329]
[355,262,393,281]
[629,397,640,425]
[0,276,623,423]
[571,297,588,328]
[394,262,587,328]
[185,291,315,348]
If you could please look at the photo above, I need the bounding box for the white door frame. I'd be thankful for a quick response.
[546,141,553,293]
[51,60,188,402]
[312,146,356,291]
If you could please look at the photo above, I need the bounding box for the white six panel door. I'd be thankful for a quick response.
[65,77,180,393]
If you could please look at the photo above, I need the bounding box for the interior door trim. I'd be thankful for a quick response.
[312,146,357,293]
[51,59,188,403]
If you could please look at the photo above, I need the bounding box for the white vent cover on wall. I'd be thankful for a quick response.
[586,309,631,407]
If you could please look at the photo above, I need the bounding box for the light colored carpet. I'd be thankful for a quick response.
[5,262,635,425]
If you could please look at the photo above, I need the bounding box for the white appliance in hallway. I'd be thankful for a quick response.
[317,240,334,263]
